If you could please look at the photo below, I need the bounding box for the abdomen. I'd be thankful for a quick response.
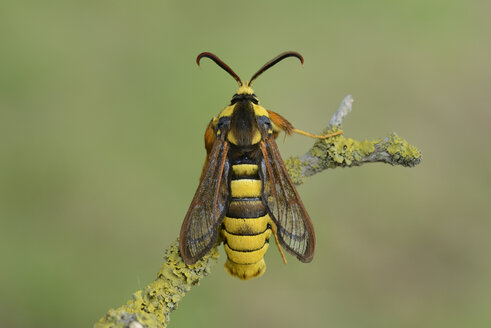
[221,163,272,280]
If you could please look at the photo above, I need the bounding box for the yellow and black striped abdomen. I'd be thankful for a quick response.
[221,163,273,280]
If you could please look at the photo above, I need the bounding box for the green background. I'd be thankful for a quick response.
[1,1,490,327]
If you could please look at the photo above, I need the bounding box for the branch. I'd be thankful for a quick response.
[94,95,422,328]
[94,240,218,328]
[284,95,422,185]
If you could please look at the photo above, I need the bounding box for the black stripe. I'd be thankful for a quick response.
[230,197,261,202]
[227,200,267,218]
[223,227,270,236]
[225,216,268,221]
[231,158,256,165]
[227,257,264,265]
[231,175,260,181]
[226,257,262,266]
[225,241,269,253]
[226,211,267,219]
[228,198,266,211]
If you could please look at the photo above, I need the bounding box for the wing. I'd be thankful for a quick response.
[179,133,230,264]
[259,137,316,262]
[267,110,294,137]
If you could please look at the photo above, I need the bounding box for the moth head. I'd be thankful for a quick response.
[231,82,259,105]
[231,84,259,105]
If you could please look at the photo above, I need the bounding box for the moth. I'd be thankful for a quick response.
[179,52,341,280]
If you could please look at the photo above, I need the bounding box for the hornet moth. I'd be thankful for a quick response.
[179,52,342,280]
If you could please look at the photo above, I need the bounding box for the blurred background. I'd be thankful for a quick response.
[1,0,490,327]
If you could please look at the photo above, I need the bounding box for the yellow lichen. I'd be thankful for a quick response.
[308,127,378,168]
[306,129,420,170]
[284,156,305,185]
[359,139,375,155]
[381,133,421,167]
[94,240,219,328]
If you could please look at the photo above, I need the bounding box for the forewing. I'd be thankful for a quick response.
[179,136,230,264]
[259,138,315,262]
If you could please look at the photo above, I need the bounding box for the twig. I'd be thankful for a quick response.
[94,95,422,328]
[94,241,218,328]
[284,95,421,184]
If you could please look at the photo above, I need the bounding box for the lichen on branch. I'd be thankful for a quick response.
[94,240,219,328]
[284,95,421,184]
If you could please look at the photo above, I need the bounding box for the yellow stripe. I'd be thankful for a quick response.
[232,164,258,176]
[222,229,272,251]
[231,179,262,198]
[224,243,269,264]
[223,214,271,235]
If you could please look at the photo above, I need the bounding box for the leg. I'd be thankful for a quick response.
[270,223,288,265]
[293,128,344,139]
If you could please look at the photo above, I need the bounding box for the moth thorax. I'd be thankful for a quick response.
[229,101,260,146]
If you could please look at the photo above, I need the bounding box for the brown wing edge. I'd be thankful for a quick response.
[179,137,230,264]
[267,110,294,136]
[259,138,316,263]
